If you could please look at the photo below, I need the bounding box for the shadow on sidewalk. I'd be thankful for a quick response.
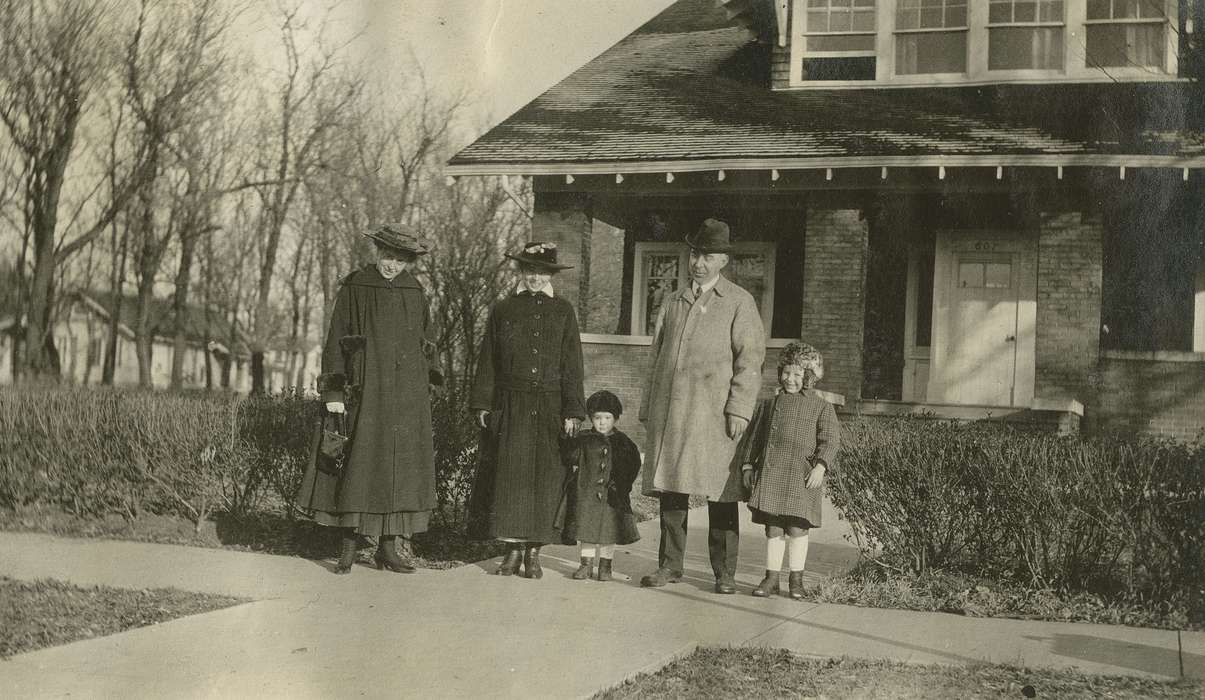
[1025,633,1201,678]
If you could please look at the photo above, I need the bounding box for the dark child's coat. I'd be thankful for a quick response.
[739,390,840,527]
[468,290,586,543]
[561,428,642,546]
[296,266,436,522]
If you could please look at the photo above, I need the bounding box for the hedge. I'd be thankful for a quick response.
[0,385,476,532]
[830,417,1205,617]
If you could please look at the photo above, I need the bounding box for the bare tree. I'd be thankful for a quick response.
[0,0,153,380]
[245,2,363,394]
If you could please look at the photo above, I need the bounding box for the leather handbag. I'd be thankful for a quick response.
[316,412,349,476]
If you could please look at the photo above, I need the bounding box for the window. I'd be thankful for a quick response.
[1085,0,1168,70]
[988,0,1065,70]
[631,242,776,335]
[801,0,877,80]
[895,0,969,75]
[958,261,1013,288]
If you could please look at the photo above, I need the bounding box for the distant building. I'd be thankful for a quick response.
[0,292,320,394]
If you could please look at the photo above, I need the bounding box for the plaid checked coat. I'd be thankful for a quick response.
[740,390,840,526]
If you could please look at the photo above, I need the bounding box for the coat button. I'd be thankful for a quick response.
[531,348,538,354]
[534,314,541,319]
[530,367,538,374]
[533,331,541,337]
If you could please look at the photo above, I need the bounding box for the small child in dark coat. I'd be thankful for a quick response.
[564,390,642,581]
[739,342,840,600]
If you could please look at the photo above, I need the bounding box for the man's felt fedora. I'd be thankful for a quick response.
[684,218,732,253]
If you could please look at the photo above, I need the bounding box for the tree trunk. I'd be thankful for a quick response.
[103,217,130,385]
[170,230,200,390]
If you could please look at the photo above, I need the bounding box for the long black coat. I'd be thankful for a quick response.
[468,291,585,543]
[296,266,436,519]
[563,428,641,546]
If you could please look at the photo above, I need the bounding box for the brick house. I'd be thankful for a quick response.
[448,0,1205,441]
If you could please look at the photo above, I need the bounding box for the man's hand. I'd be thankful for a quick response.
[475,410,490,430]
[325,401,345,414]
[741,467,755,492]
[726,414,748,441]
[563,417,581,437]
[806,463,827,489]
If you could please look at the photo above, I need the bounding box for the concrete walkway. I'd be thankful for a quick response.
[2,498,1201,699]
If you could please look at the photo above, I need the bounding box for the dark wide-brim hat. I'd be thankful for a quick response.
[363,223,430,255]
[505,241,573,270]
[586,390,623,418]
[684,218,732,253]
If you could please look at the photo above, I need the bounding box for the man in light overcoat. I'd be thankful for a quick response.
[639,218,766,594]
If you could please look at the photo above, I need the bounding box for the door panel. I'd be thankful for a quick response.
[946,254,1019,406]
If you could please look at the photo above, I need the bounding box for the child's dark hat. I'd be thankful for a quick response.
[586,390,623,418]
[505,241,573,271]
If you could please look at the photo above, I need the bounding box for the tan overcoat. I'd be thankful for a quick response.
[640,275,766,501]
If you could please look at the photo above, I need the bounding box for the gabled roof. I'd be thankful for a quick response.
[77,292,250,355]
[449,0,1205,175]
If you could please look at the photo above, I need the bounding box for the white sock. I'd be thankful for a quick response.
[766,535,787,572]
[598,544,615,559]
[580,544,596,559]
[787,533,810,572]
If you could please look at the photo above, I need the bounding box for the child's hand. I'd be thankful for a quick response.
[805,463,826,489]
[571,464,579,473]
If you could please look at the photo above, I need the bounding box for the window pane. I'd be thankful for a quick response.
[985,263,1012,288]
[724,254,768,315]
[829,11,853,31]
[1086,0,1110,19]
[852,8,876,31]
[989,26,1064,69]
[1086,23,1165,69]
[807,10,829,32]
[1117,0,1139,19]
[958,262,985,288]
[807,34,876,51]
[1040,0,1064,21]
[1138,0,1166,18]
[896,31,967,74]
[945,3,967,27]
[1014,1,1036,21]
[897,8,919,29]
[920,7,943,27]
[989,1,1012,22]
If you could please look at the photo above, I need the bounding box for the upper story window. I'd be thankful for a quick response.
[787,0,1179,87]
[894,0,968,75]
[1085,0,1168,69]
[802,0,878,80]
[988,0,1065,70]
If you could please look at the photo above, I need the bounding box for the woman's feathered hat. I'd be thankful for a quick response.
[505,241,573,270]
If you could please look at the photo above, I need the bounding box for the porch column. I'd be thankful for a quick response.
[1194,254,1205,353]
[1035,212,1103,404]
[532,191,591,318]
[802,208,868,404]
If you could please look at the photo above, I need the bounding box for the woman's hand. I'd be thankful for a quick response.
[806,463,827,489]
[563,417,580,437]
[475,410,490,430]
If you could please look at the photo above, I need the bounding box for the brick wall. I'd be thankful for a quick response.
[802,209,868,402]
[1036,212,1103,404]
[583,218,625,334]
[533,192,592,314]
[1095,353,1205,440]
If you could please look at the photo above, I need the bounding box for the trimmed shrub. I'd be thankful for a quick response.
[830,417,1205,618]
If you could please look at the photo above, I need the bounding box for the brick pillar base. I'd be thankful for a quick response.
[802,209,868,402]
[1036,212,1102,405]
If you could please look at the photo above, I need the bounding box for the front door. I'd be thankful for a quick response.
[946,254,1019,405]
[928,231,1036,407]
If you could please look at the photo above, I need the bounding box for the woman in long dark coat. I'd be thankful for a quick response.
[296,224,436,575]
[469,242,586,579]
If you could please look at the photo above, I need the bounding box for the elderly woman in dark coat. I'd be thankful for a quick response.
[469,242,586,579]
[296,224,437,575]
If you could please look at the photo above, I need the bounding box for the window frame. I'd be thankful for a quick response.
[630,241,776,336]
[786,0,1179,88]
[801,0,879,58]
[1083,0,1172,72]
[985,0,1067,73]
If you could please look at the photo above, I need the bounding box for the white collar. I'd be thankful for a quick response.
[517,281,554,297]
[692,276,720,295]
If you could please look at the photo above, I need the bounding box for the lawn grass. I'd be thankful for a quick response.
[0,576,246,658]
[595,647,1203,699]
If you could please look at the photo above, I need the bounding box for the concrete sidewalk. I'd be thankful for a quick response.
[2,498,1201,699]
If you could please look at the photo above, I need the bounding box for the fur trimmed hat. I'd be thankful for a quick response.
[777,341,824,381]
[585,389,623,418]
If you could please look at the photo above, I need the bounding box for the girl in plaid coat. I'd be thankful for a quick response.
[738,342,840,600]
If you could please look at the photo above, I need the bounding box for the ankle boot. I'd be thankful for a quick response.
[596,558,613,582]
[752,570,781,597]
[572,557,592,580]
[788,571,805,600]
[495,544,521,576]
[523,545,543,579]
[374,536,416,573]
[334,532,358,574]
